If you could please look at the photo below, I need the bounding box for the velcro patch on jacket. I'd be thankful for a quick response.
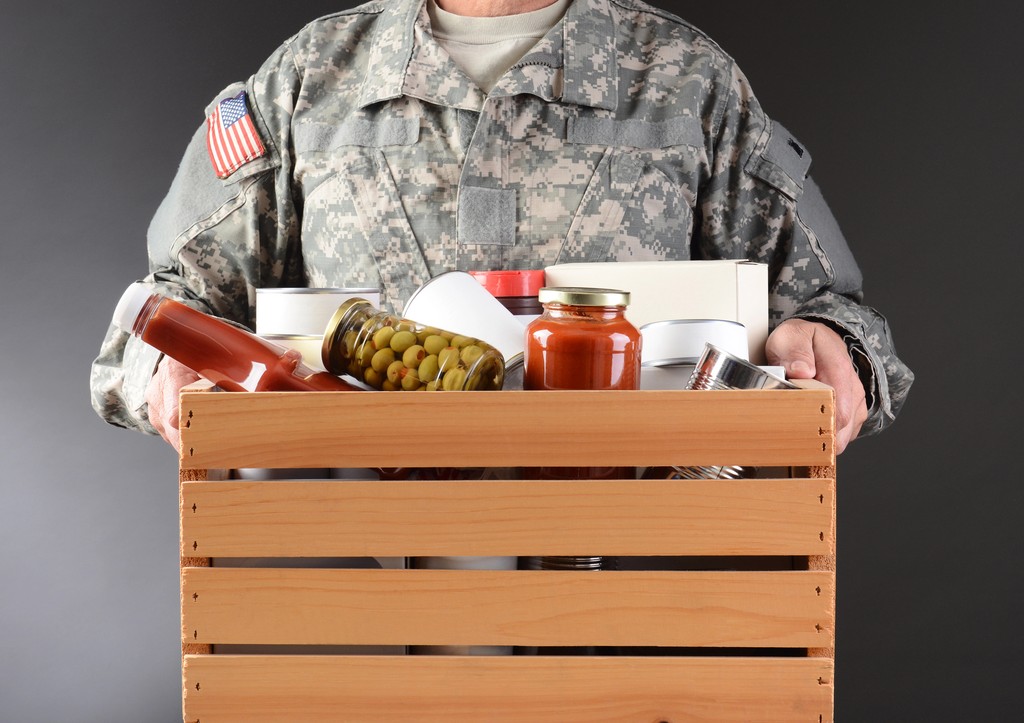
[745,119,813,200]
[205,91,266,179]
[568,116,704,149]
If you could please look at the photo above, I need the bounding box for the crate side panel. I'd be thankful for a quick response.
[181,568,834,649]
[179,389,834,470]
[183,655,834,723]
[182,478,835,558]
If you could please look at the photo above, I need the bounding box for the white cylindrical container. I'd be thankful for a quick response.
[256,287,381,336]
[639,319,747,390]
[257,333,326,371]
[403,272,527,362]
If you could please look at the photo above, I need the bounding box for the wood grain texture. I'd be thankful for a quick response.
[177,383,838,720]
[182,655,834,723]
[179,387,835,470]
[181,568,834,648]
[179,467,211,657]
[181,477,834,558]
[802,465,837,660]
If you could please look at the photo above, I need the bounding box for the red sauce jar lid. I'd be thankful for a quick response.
[537,286,631,307]
[468,270,544,298]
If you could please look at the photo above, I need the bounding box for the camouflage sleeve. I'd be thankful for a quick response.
[89,42,306,433]
[698,60,913,434]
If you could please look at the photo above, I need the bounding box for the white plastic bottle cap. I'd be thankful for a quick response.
[112,282,155,332]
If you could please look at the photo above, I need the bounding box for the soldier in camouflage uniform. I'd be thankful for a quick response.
[91,0,912,453]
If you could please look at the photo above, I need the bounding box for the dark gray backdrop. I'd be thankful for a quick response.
[1,2,1019,721]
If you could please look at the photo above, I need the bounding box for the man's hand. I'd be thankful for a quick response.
[765,319,867,454]
[145,356,201,452]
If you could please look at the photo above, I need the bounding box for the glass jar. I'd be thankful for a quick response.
[522,287,642,578]
[524,287,642,392]
[321,298,505,392]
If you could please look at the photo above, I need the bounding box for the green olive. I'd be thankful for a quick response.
[402,344,426,368]
[425,379,442,392]
[438,346,461,372]
[371,347,396,373]
[450,334,475,349]
[382,379,398,392]
[442,367,468,391]
[418,354,440,382]
[460,344,485,365]
[395,321,416,332]
[355,343,374,367]
[423,334,448,356]
[342,330,358,357]
[400,368,421,391]
[372,326,395,350]
[386,359,406,384]
[416,327,441,343]
[389,330,417,353]
[363,367,383,389]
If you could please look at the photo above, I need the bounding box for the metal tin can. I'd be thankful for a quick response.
[670,343,797,480]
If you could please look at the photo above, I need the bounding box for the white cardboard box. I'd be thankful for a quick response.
[543,260,769,363]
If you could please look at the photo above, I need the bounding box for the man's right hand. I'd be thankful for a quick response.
[145,356,201,452]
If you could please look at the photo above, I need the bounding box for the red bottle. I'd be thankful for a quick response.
[113,283,357,392]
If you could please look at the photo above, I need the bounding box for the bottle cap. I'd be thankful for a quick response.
[468,270,544,298]
[112,282,154,332]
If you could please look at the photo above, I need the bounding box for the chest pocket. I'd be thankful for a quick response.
[559,116,704,264]
[295,118,429,314]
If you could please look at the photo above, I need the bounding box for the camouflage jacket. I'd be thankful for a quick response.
[91,0,913,435]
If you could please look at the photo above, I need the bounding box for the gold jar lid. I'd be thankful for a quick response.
[321,297,374,373]
[537,287,630,307]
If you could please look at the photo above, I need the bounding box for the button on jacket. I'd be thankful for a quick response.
[92,0,913,435]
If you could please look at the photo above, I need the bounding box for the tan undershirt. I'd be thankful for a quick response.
[427,0,571,93]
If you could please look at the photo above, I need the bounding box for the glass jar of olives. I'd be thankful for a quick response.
[321,298,506,391]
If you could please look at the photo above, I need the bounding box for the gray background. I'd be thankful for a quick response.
[1,1,1019,720]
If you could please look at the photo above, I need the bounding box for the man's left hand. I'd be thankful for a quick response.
[765,318,867,454]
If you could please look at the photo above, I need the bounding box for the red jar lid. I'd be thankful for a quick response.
[468,270,544,298]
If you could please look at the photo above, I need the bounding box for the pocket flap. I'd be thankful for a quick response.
[745,119,812,200]
[568,115,703,149]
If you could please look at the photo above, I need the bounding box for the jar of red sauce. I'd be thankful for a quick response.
[524,287,642,392]
[522,287,642,485]
[520,287,641,608]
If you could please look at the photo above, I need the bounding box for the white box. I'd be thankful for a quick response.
[543,260,769,363]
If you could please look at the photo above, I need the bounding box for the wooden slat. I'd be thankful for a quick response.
[802,464,838,659]
[182,655,834,723]
[179,466,211,657]
[182,478,835,558]
[181,568,833,648]
[179,387,834,469]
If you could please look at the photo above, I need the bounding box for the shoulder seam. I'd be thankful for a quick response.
[608,0,737,65]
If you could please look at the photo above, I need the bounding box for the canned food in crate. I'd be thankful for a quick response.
[321,298,505,391]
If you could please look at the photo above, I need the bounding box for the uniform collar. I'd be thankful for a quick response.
[358,0,618,112]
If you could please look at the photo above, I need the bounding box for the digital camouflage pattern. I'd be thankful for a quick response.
[92,0,912,435]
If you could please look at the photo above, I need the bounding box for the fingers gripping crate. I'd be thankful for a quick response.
[178,382,836,723]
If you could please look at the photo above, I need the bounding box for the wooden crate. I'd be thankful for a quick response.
[179,382,836,723]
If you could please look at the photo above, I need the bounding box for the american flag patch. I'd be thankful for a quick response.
[205,91,266,179]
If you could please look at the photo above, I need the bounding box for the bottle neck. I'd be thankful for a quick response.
[131,293,163,337]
